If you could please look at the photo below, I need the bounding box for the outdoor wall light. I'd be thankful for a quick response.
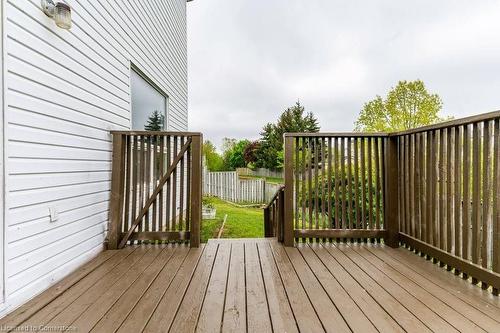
[41,0,72,30]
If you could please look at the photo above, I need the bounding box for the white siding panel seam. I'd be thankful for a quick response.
[8,87,129,128]
[7,233,106,296]
[8,213,107,259]
[8,69,129,122]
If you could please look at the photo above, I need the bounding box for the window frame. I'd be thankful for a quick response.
[130,63,169,131]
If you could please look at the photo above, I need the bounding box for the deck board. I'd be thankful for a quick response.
[2,239,500,333]
[221,242,246,333]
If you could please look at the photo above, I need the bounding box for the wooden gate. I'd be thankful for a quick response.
[107,131,202,249]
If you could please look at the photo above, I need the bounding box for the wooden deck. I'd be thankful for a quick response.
[2,239,500,333]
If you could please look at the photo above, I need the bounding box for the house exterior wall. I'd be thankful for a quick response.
[0,0,188,315]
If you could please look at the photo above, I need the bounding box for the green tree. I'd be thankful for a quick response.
[223,139,250,170]
[203,140,224,171]
[144,110,165,131]
[355,80,446,132]
[257,101,319,170]
[243,141,260,166]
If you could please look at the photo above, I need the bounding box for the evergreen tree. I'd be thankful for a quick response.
[144,110,165,131]
[256,101,319,170]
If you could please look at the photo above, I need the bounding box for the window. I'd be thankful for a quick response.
[130,66,167,130]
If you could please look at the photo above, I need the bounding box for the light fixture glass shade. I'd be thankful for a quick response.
[41,0,55,17]
[54,2,71,30]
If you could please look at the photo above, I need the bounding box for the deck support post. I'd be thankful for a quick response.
[283,135,294,247]
[190,134,203,248]
[108,133,126,250]
[384,135,400,248]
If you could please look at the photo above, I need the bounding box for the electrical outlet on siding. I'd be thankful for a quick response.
[49,206,59,222]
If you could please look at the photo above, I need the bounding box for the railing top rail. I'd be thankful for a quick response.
[110,130,202,136]
[264,185,285,209]
[284,110,500,139]
[389,110,500,136]
[284,132,389,138]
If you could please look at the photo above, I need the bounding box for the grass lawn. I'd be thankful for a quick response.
[239,174,284,184]
[201,197,264,243]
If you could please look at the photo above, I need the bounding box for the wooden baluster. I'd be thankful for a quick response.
[158,135,164,232]
[179,136,185,234]
[341,137,346,230]
[314,138,320,239]
[447,128,453,254]
[493,119,500,281]
[454,127,462,259]
[481,121,491,274]
[463,125,471,264]
[186,136,191,233]
[301,137,307,241]
[439,129,446,250]
[145,135,151,236]
[360,138,366,233]
[472,123,481,268]
[124,135,131,234]
[410,134,416,237]
[327,137,333,233]
[347,138,353,231]
[334,137,341,230]
[399,136,405,235]
[308,137,313,240]
[404,135,410,237]
[295,137,300,241]
[426,131,433,245]
[353,138,360,230]
[374,137,381,232]
[321,138,327,239]
[166,135,171,231]
[415,133,422,240]
[367,137,373,231]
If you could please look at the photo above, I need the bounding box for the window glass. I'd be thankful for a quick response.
[130,68,167,130]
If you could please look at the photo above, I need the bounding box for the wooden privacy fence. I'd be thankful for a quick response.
[108,131,202,249]
[236,167,284,179]
[282,111,500,294]
[283,133,394,245]
[203,170,267,203]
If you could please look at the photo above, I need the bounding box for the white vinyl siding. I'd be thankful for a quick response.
[0,0,188,315]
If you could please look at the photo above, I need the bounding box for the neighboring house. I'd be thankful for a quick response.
[0,0,190,316]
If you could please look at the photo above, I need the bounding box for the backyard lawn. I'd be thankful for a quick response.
[201,197,264,242]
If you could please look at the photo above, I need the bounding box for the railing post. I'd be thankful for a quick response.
[278,188,285,243]
[384,135,400,248]
[108,133,126,250]
[284,135,294,246]
[190,134,203,248]
[264,207,272,237]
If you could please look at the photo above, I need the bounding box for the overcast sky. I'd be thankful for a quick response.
[187,0,500,148]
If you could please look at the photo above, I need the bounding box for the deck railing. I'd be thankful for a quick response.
[283,133,397,246]
[394,111,500,293]
[108,131,202,249]
[283,111,500,294]
[263,185,285,241]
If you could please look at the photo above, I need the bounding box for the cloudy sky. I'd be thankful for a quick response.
[187,0,500,148]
